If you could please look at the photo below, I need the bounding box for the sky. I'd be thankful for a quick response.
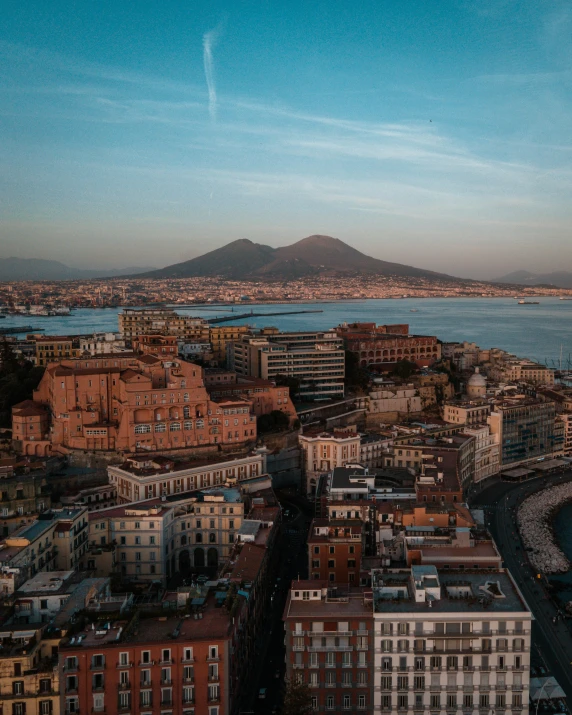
[1,0,571,279]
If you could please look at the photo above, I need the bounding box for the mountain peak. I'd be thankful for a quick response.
[138,234,456,281]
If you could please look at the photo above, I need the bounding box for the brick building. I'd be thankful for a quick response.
[12,355,256,457]
[336,322,441,368]
[307,519,363,584]
[283,581,374,713]
[133,334,179,358]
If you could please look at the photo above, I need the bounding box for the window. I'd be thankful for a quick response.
[119,652,130,666]
[141,651,151,665]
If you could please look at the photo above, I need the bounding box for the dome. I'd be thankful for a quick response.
[467,367,486,387]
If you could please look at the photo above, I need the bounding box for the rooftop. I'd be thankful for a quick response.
[373,569,530,614]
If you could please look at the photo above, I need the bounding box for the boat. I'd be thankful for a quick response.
[518,300,539,305]
[410,309,419,313]
[559,297,572,301]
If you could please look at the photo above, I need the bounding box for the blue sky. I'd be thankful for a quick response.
[1,0,571,278]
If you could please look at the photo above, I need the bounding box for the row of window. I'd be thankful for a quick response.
[378,620,526,635]
[378,693,522,709]
[66,646,218,670]
[378,638,526,652]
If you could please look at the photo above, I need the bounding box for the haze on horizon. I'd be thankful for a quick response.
[1,0,571,280]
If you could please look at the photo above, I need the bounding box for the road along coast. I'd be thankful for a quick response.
[517,481,572,574]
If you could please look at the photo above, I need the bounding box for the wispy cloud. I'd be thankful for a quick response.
[203,27,221,121]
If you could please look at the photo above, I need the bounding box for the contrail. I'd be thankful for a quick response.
[203,28,219,120]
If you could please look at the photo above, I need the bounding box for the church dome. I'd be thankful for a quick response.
[467,367,486,387]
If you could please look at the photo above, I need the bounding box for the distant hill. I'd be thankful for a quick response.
[493,270,572,289]
[137,235,458,281]
[0,258,156,282]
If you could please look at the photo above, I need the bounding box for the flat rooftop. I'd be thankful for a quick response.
[374,570,530,614]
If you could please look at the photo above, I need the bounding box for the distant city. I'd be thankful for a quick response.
[1,301,572,715]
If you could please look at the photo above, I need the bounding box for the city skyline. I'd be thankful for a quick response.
[1,0,572,278]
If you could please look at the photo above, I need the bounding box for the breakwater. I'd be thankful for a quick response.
[517,482,572,574]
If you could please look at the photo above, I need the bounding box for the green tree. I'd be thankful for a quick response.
[274,374,301,400]
[392,359,418,379]
[281,677,313,715]
[344,349,369,391]
[257,409,290,434]
[0,340,45,427]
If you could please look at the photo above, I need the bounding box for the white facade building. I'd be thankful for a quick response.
[373,566,531,715]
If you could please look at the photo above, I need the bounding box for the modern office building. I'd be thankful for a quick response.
[489,400,558,466]
[230,330,345,401]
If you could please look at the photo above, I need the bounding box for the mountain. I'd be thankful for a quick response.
[137,235,458,281]
[493,270,572,289]
[0,258,156,282]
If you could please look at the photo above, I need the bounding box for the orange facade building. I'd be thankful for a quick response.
[13,354,256,457]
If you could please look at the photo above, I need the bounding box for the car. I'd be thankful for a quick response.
[259,688,267,699]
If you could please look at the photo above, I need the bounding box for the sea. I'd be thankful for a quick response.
[2,297,571,367]
[549,502,572,606]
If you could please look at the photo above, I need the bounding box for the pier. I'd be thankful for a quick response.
[206,309,323,324]
[0,326,45,335]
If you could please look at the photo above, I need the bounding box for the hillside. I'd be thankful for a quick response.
[137,235,457,281]
[0,258,156,281]
[493,270,572,289]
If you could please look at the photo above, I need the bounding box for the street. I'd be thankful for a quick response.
[472,471,572,701]
[238,490,313,715]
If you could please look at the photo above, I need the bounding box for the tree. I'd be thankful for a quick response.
[344,349,369,391]
[274,374,301,400]
[0,340,45,427]
[257,409,290,434]
[281,677,313,715]
[392,359,418,379]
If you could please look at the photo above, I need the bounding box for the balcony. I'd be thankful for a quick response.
[183,676,195,684]
[208,675,219,682]
[118,683,131,691]
[308,646,353,652]
[117,662,133,669]
[206,656,221,662]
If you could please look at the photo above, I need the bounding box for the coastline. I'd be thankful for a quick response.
[517,483,572,574]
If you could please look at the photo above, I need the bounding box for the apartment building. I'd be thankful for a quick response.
[133,334,179,357]
[283,581,374,713]
[0,626,60,715]
[462,425,500,485]
[59,612,232,715]
[489,400,558,467]
[372,566,531,715]
[444,401,492,426]
[299,431,361,495]
[79,332,128,355]
[486,351,555,386]
[119,308,209,341]
[89,502,173,584]
[13,355,256,457]
[108,452,265,504]
[34,336,81,366]
[206,374,297,424]
[90,486,247,582]
[230,330,345,401]
[337,322,441,368]
[0,508,89,587]
[0,472,51,536]
[308,519,363,583]
[208,325,250,363]
[403,528,503,570]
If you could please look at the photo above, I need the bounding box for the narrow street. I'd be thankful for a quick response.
[238,490,312,715]
[471,470,572,701]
